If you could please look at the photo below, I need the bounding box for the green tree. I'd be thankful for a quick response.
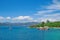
[46,20,50,23]
[40,22,45,27]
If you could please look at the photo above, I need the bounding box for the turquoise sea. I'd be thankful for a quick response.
[0,26,60,40]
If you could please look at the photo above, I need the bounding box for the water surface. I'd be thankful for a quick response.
[0,26,60,40]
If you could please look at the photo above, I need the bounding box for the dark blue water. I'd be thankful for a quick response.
[0,26,60,40]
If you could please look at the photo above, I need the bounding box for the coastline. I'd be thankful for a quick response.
[35,27,60,30]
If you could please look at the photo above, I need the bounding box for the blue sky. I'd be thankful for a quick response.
[0,0,60,23]
[0,0,52,17]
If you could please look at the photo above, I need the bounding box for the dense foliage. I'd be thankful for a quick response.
[45,21,60,27]
[30,21,60,28]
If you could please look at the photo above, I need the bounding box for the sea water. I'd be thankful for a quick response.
[0,26,60,40]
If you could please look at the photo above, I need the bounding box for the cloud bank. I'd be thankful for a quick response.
[34,0,60,22]
[0,16,38,23]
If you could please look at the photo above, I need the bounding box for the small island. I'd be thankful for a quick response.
[30,20,60,30]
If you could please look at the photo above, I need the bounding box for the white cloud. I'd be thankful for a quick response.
[12,16,33,20]
[47,3,60,10]
[0,16,37,23]
[46,0,60,10]
[12,16,25,20]
[6,17,11,20]
[0,16,4,20]
[36,13,60,22]
[44,13,60,17]
[11,16,37,23]
[40,18,57,22]
[34,0,60,22]
[35,0,60,15]
[34,10,55,15]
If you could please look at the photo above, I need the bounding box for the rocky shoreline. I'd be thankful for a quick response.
[37,26,60,30]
